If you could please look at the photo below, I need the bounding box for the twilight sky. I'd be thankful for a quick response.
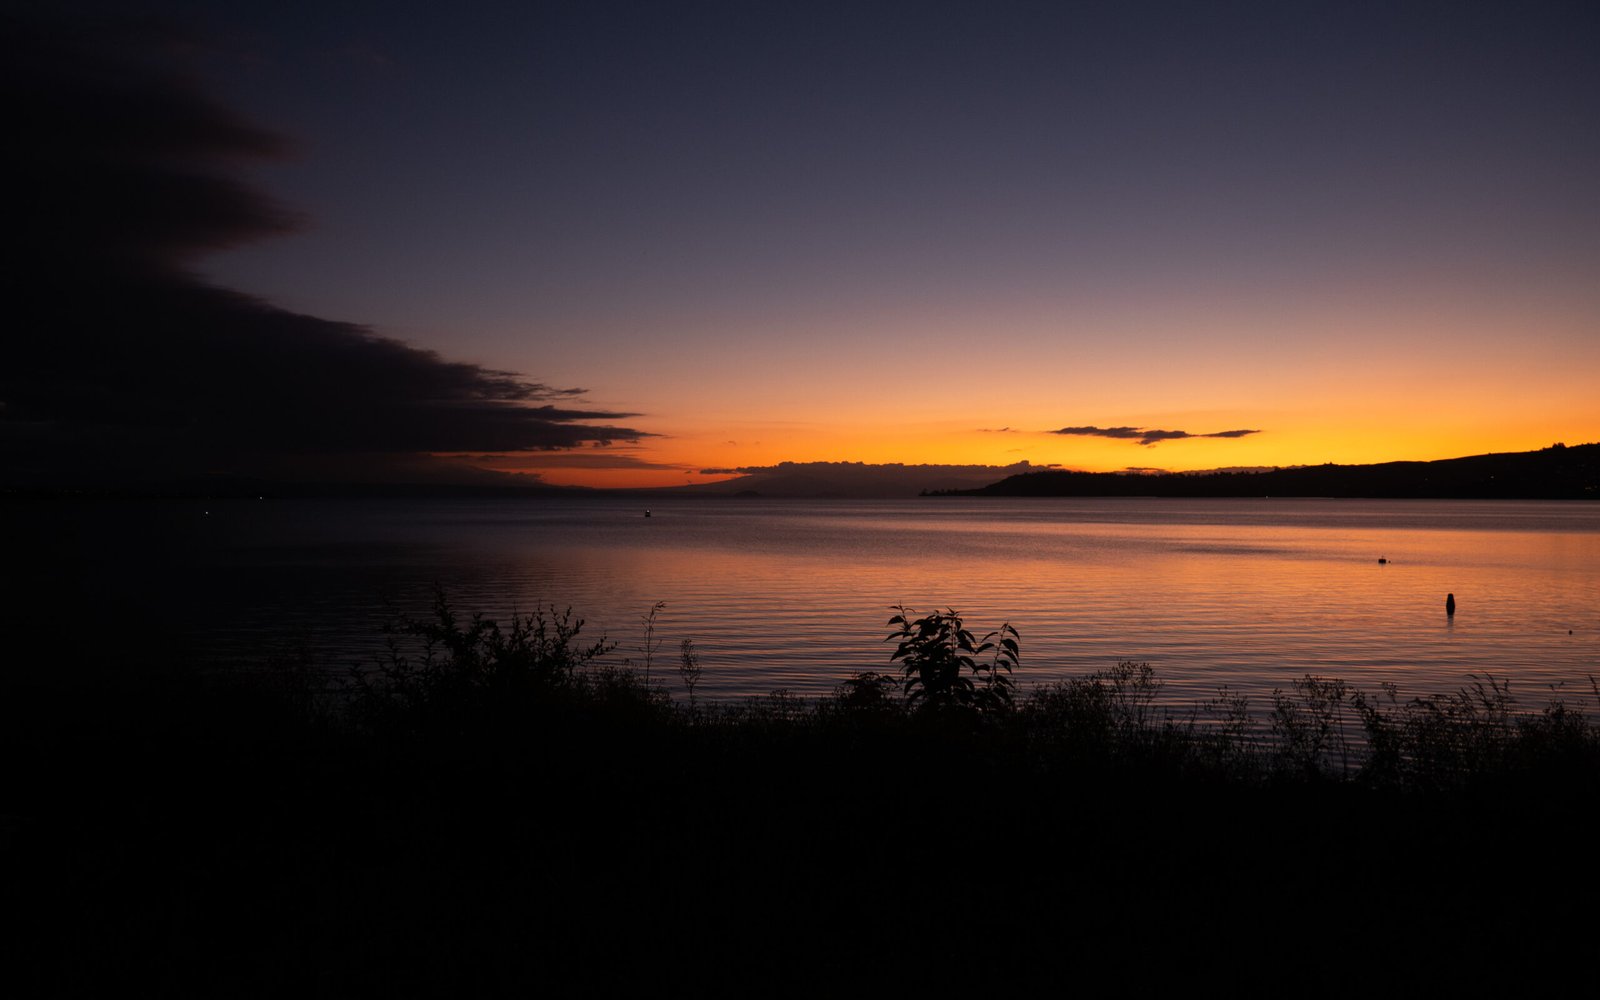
[8,2,1598,488]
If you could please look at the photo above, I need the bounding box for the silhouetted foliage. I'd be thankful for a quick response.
[635,600,666,688]
[832,671,903,715]
[346,586,614,737]
[885,606,1017,714]
[1270,675,1357,778]
[678,637,703,706]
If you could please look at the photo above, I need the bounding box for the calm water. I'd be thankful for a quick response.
[24,496,1600,708]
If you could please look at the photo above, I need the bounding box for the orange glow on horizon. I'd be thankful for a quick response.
[465,418,1600,490]
[478,278,1600,488]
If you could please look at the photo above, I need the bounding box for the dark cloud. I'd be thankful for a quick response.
[1050,426,1262,447]
[2,16,649,487]
[9,16,299,269]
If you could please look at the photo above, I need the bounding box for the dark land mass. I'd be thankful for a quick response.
[934,442,1600,500]
[13,445,1599,502]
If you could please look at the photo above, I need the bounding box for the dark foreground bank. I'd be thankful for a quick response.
[3,598,1597,995]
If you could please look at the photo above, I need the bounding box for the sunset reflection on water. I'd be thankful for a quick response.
[150,496,1600,710]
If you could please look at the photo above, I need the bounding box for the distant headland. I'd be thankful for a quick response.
[10,444,1596,501]
[927,443,1599,500]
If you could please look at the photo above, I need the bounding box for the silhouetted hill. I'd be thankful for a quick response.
[936,443,1600,500]
[673,460,1060,498]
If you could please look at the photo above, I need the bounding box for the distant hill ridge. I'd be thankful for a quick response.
[932,443,1600,500]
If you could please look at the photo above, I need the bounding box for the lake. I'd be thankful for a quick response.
[19,495,1600,711]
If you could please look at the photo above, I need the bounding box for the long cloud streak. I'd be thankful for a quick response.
[1050,426,1262,446]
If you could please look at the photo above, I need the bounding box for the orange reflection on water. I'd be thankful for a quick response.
[444,498,1600,703]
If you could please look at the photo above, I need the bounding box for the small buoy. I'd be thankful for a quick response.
[644,510,651,518]
[1445,593,1456,616]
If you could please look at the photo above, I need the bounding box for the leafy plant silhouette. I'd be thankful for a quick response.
[885,605,1018,714]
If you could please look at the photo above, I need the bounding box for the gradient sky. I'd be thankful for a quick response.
[18,1,1600,488]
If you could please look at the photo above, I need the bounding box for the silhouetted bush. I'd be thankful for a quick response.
[345,586,615,740]
[1270,675,1358,779]
[885,605,1017,714]
[832,670,903,715]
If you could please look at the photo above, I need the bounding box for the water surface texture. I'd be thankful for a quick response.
[42,497,1600,706]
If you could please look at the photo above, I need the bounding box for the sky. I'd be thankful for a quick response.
[6,2,1598,489]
